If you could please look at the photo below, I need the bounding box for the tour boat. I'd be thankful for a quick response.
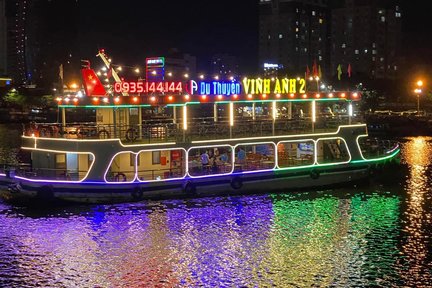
[0,51,400,204]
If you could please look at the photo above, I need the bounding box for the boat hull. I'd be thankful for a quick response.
[0,166,370,205]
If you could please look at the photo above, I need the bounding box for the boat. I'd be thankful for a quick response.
[0,50,400,204]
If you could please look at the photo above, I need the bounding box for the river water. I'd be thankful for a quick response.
[0,126,431,287]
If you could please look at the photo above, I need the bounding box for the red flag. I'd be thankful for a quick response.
[81,68,107,96]
[306,65,310,78]
[312,59,318,77]
[347,64,352,78]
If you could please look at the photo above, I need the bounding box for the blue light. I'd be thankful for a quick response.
[197,81,241,96]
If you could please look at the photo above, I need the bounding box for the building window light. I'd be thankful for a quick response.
[355,49,359,54]
[279,34,283,39]
[381,16,385,22]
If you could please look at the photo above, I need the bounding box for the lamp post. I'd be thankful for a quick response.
[415,80,423,116]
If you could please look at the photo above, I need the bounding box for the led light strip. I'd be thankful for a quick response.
[136,148,188,183]
[186,145,234,179]
[16,147,96,183]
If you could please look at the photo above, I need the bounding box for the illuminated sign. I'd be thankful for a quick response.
[189,80,241,96]
[263,63,280,69]
[243,77,306,94]
[114,81,183,94]
[146,57,165,67]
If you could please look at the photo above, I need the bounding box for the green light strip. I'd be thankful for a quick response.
[351,149,400,164]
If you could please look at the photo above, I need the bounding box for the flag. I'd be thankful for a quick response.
[337,64,342,80]
[312,59,318,77]
[59,64,63,81]
[81,68,107,96]
[318,65,322,79]
[347,63,352,78]
[306,65,310,78]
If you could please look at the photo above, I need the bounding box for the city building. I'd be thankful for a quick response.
[211,54,239,77]
[331,0,402,80]
[0,0,6,76]
[6,0,28,85]
[259,0,330,77]
[146,51,196,81]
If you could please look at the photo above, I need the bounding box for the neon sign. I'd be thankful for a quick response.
[114,81,183,94]
[243,77,306,94]
[189,80,241,96]
[146,57,165,67]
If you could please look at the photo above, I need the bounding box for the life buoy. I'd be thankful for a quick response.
[230,176,243,190]
[98,129,110,139]
[310,169,320,179]
[182,181,196,195]
[125,128,138,142]
[131,187,143,200]
[114,173,127,182]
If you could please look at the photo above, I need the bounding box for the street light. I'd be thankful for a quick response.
[415,80,423,115]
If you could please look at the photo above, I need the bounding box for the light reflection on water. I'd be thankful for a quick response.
[0,131,432,286]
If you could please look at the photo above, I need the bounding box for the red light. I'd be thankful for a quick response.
[341,93,346,98]
[217,95,223,100]
[184,95,190,100]
[247,94,253,99]
[328,93,334,98]
[289,93,295,98]
[150,96,156,102]
[302,94,307,99]
[352,92,358,98]
[233,94,238,99]
[201,95,207,100]
[114,97,120,103]
[262,94,267,99]
[168,96,174,101]
[276,94,281,98]
[133,97,138,103]
[315,93,320,98]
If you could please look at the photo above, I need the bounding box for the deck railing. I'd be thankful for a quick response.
[22,115,361,143]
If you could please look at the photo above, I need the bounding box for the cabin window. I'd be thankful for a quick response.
[130,153,139,166]
[152,151,161,164]
[29,151,93,181]
[234,143,276,172]
[105,152,136,183]
[137,149,186,181]
[277,140,315,168]
[316,138,350,164]
[188,146,233,177]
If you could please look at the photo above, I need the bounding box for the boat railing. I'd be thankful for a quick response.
[14,167,89,181]
[22,115,361,143]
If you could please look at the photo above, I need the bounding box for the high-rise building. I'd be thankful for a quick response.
[6,0,28,85]
[0,0,6,76]
[331,0,402,80]
[259,0,329,77]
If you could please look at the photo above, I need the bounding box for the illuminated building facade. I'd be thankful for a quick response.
[0,0,6,76]
[331,0,402,80]
[146,53,196,81]
[259,0,329,76]
[6,0,28,85]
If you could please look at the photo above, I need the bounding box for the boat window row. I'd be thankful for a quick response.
[22,138,351,182]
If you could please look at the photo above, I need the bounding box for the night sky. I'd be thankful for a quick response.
[75,0,258,72]
[48,1,431,74]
